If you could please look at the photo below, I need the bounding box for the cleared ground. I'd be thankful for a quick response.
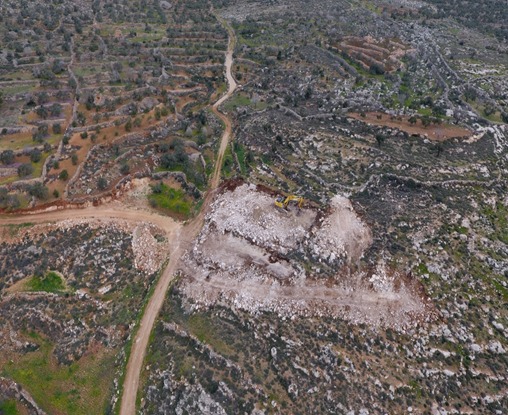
[180,183,435,330]
[348,112,472,140]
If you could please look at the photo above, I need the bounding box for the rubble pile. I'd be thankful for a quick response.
[132,223,168,274]
[308,195,372,265]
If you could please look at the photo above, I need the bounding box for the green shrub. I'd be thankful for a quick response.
[148,183,192,217]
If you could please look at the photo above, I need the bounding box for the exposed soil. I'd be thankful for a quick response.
[348,112,472,140]
[333,36,413,72]
[180,184,435,330]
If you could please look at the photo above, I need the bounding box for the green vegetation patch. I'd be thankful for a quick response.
[233,141,247,176]
[2,338,116,415]
[221,144,234,177]
[222,93,267,112]
[0,399,18,415]
[148,183,192,218]
[483,202,508,244]
[27,271,66,293]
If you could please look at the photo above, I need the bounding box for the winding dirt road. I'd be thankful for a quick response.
[118,18,237,415]
[0,17,238,415]
[211,18,237,190]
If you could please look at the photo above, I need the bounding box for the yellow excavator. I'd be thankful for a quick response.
[274,194,304,210]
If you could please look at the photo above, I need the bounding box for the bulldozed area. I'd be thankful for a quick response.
[179,183,435,329]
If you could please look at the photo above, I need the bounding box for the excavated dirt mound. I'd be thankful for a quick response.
[180,184,434,330]
[308,195,372,264]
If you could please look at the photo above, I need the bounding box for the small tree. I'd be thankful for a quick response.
[50,103,62,117]
[0,150,15,165]
[59,169,69,180]
[120,163,130,175]
[52,123,62,134]
[36,106,49,119]
[125,118,132,132]
[30,149,42,163]
[32,125,49,143]
[18,163,34,177]
[28,183,49,199]
[71,154,78,165]
[369,63,385,75]
[375,133,386,148]
[97,177,107,190]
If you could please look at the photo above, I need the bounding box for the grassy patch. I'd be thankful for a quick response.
[2,83,37,95]
[2,338,116,415]
[221,144,234,177]
[492,279,508,301]
[222,93,252,111]
[233,141,247,176]
[27,271,66,293]
[483,203,508,244]
[0,400,18,415]
[148,183,192,218]
[223,93,267,112]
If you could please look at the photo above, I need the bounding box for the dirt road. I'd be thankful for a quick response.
[117,19,238,415]
[211,18,237,189]
[0,204,180,235]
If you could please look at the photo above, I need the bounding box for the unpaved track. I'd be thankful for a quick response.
[0,205,180,235]
[211,17,237,189]
[118,17,237,415]
[0,17,238,415]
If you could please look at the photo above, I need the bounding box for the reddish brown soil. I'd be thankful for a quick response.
[348,112,472,141]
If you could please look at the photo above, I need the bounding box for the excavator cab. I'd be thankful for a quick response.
[274,195,286,209]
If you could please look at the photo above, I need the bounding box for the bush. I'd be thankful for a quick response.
[369,63,385,75]
[30,149,42,163]
[0,150,15,165]
[97,177,107,190]
[59,169,69,180]
[125,119,132,132]
[28,183,49,199]
[120,163,130,175]
[17,163,34,177]
[32,125,49,143]
[53,123,62,134]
